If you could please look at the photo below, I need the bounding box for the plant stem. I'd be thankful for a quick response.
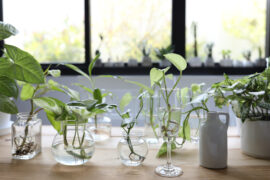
[166,139,172,168]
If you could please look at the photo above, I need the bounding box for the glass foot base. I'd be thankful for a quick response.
[155,164,183,177]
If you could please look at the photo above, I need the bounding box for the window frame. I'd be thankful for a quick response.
[0,0,268,75]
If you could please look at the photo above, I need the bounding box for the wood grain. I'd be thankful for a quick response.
[0,126,269,180]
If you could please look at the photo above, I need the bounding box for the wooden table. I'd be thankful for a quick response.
[0,126,270,180]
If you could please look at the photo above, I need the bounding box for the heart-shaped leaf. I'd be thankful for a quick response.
[93,88,102,103]
[164,53,187,72]
[0,45,44,84]
[20,83,35,101]
[119,93,132,112]
[0,95,18,114]
[0,76,18,98]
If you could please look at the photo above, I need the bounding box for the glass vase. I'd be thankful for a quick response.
[155,107,183,177]
[51,120,95,166]
[12,113,42,160]
[87,115,111,142]
[189,110,206,143]
[143,93,160,144]
[117,132,148,166]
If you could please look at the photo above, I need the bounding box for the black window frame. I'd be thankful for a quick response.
[0,0,269,75]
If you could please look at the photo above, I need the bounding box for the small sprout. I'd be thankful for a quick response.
[205,43,214,58]
[242,50,252,61]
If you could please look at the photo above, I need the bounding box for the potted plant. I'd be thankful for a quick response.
[188,22,202,67]
[255,47,266,67]
[154,44,174,67]
[94,34,104,67]
[204,43,215,67]
[141,40,152,67]
[209,66,270,159]
[220,49,233,67]
[242,50,253,67]
[65,55,115,142]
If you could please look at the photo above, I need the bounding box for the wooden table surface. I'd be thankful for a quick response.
[0,126,270,180]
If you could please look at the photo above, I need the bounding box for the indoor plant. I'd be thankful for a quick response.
[204,43,215,67]
[141,40,152,67]
[209,64,270,158]
[65,55,114,142]
[150,53,187,177]
[188,22,202,67]
[115,92,148,166]
[220,49,233,67]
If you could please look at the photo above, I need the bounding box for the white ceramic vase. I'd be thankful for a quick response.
[188,57,202,67]
[199,111,229,169]
[241,120,270,159]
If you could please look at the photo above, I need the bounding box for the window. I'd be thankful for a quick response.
[1,0,270,75]
[3,0,85,63]
[90,0,172,63]
[186,0,267,61]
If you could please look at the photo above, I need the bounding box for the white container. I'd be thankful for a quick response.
[199,111,229,169]
[188,57,202,67]
[241,120,270,159]
[0,112,12,136]
[204,57,215,67]
[220,59,233,67]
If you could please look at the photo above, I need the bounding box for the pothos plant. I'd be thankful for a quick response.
[150,53,187,157]
[209,66,270,122]
[114,92,145,161]
[154,45,174,61]
[64,54,114,133]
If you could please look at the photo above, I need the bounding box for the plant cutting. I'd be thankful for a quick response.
[149,53,187,177]
[65,55,116,142]
[115,92,148,166]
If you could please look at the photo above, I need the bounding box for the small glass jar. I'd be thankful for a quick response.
[12,113,42,160]
[51,120,95,166]
[117,132,148,166]
[87,115,111,142]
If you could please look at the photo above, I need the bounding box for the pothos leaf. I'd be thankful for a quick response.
[156,142,177,157]
[119,93,133,112]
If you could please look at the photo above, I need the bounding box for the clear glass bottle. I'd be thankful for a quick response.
[12,113,42,160]
[87,115,111,142]
[117,132,148,166]
[51,120,95,166]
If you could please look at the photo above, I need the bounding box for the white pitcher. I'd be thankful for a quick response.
[199,111,229,169]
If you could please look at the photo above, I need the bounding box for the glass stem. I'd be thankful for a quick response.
[166,140,172,168]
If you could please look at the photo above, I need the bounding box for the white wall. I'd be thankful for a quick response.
[13,75,243,126]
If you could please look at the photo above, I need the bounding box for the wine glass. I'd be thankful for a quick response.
[155,107,183,177]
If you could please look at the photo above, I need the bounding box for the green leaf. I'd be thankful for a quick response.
[181,87,189,106]
[0,22,18,40]
[44,109,62,133]
[166,74,173,80]
[119,93,133,112]
[0,45,44,83]
[48,70,61,77]
[20,83,35,101]
[0,95,18,114]
[65,64,91,82]
[33,97,63,114]
[150,68,164,87]
[164,53,187,72]
[88,54,100,78]
[0,76,18,98]
[156,142,176,157]
[124,79,154,95]
[121,111,130,119]
[93,88,102,103]
[73,83,93,94]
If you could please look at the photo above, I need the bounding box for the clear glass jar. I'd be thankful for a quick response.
[189,110,206,143]
[87,115,111,142]
[117,132,148,166]
[12,113,42,160]
[143,94,160,144]
[51,120,95,166]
